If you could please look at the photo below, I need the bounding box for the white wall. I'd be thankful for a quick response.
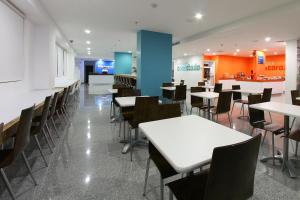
[285,39,298,102]
[173,56,203,89]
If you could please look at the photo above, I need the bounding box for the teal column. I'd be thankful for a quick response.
[114,52,132,74]
[137,30,172,96]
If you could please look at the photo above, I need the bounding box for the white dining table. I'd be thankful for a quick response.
[190,92,219,119]
[139,115,251,173]
[0,89,62,132]
[250,101,300,178]
[233,89,263,95]
[200,85,215,91]
[107,89,118,94]
[160,86,176,91]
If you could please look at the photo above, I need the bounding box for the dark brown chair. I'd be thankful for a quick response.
[248,94,284,165]
[180,80,184,85]
[211,92,232,127]
[190,87,207,114]
[167,134,262,200]
[143,103,181,200]
[287,129,300,157]
[0,106,37,200]
[198,82,205,86]
[127,96,159,161]
[162,83,174,100]
[231,85,242,114]
[173,85,187,113]
[31,96,53,166]
[48,92,60,138]
[56,87,69,124]
[261,88,273,122]
[213,83,222,93]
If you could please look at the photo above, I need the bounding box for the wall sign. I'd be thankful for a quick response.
[177,64,201,72]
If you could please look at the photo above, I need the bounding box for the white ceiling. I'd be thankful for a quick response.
[39,0,299,59]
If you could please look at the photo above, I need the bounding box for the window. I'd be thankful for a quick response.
[56,44,67,77]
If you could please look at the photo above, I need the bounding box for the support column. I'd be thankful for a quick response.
[285,39,298,92]
[114,52,132,75]
[137,30,172,96]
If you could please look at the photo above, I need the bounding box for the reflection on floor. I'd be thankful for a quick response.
[1,84,300,200]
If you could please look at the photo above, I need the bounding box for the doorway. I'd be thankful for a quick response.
[84,65,94,84]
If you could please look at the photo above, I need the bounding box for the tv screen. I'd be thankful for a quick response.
[95,59,114,74]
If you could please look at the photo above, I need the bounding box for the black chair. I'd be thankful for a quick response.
[213,83,222,93]
[190,87,207,114]
[248,94,284,165]
[286,128,300,157]
[261,88,272,122]
[31,96,53,166]
[198,82,205,86]
[56,87,69,124]
[231,85,242,114]
[210,92,232,127]
[48,92,60,138]
[127,96,159,161]
[162,83,174,100]
[0,106,36,200]
[173,85,187,113]
[167,134,261,200]
[143,103,181,200]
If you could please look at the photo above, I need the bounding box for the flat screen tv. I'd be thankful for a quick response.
[95,59,114,75]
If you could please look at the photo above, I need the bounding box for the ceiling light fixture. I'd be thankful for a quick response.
[234,52,237,56]
[195,13,203,20]
[263,49,267,52]
[86,41,91,45]
[212,52,216,55]
[87,47,91,51]
[206,49,210,52]
[236,49,240,52]
[84,29,91,34]
[250,54,253,57]
[184,53,188,56]
[265,37,271,42]
[274,52,278,55]
[128,51,132,53]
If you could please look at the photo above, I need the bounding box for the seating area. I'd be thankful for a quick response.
[2,0,300,199]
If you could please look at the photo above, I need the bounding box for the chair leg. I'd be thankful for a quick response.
[272,134,275,166]
[295,142,299,157]
[227,112,232,128]
[190,107,193,115]
[45,125,55,147]
[42,129,53,153]
[291,117,296,130]
[55,111,64,126]
[160,177,164,200]
[129,127,133,162]
[169,189,173,200]
[0,168,15,200]
[251,127,255,136]
[50,117,60,138]
[239,104,243,115]
[143,157,151,196]
[231,102,235,115]
[262,130,267,144]
[33,135,48,167]
[21,152,37,185]
[269,112,272,123]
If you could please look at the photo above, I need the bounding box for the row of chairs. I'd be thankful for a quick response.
[114,75,136,88]
[0,81,80,200]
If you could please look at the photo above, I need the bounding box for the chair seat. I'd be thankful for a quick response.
[167,170,209,200]
[0,149,14,168]
[289,129,300,142]
[150,152,178,179]
[240,99,249,104]
[253,121,284,135]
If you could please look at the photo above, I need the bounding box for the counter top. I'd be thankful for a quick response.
[219,78,285,82]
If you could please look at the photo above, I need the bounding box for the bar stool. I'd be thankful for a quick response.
[0,106,36,200]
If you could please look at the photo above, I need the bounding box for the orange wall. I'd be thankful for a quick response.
[204,54,285,82]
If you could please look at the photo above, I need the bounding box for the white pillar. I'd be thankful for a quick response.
[285,40,298,91]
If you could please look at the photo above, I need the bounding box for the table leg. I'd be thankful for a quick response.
[122,128,147,154]
[207,99,211,120]
[282,115,296,178]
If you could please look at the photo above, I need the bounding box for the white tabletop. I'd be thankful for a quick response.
[296,97,300,100]
[107,89,118,94]
[191,92,219,99]
[250,102,300,118]
[234,89,263,94]
[160,86,176,91]
[0,89,61,128]
[200,85,215,89]
[139,115,251,173]
[55,79,78,88]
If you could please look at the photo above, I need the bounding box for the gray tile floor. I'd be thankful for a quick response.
[1,84,300,200]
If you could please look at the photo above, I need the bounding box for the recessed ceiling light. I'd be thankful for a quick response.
[184,53,188,56]
[84,29,91,34]
[263,49,267,52]
[87,47,91,51]
[236,49,240,52]
[250,54,253,57]
[234,52,237,56]
[86,41,91,44]
[128,51,132,53]
[212,52,216,55]
[87,52,91,55]
[206,49,210,52]
[274,52,278,55]
[265,37,271,42]
[195,13,203,20]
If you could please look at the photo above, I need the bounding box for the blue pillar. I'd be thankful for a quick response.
[114,52,132,74]
[137,30,172,96]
